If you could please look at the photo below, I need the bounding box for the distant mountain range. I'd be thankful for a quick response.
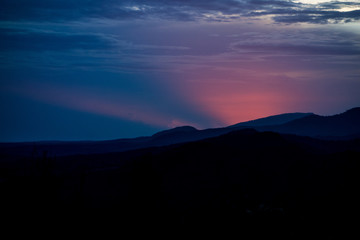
[256,107,360,138]
[228,112,314,127]
[1,107,359,156]
[1,107,360,233]
[2,123,360,232]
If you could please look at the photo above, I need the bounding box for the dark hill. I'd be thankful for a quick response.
[0,126,235,157]
[229,112,314,128]
[1,128,359,235]
[1,107,359,157]
[261,107,360,138]
[152,126,197,138]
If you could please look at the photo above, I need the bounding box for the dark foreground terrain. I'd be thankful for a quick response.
[1,128,359,237]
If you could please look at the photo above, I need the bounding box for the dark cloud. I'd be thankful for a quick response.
[320,1,360,10]
[0,28,116,52]
[231,29,360,56]
[243,1,360,24]
[234,42,360,56]
[273,9,360,24]
[1,0,358,24]
[0,0,143,21]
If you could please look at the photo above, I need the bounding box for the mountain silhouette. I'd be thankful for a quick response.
[1,107,359,156]
[1,108,360,236]
[0,126,234,156]
[229,112,314,128]
[152,126,197,137]
[259,107,360,138]
[1,128,359,235]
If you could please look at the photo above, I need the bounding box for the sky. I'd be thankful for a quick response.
[1,0,360,141]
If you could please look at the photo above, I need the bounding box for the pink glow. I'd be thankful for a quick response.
[188,86,296,125]
[173,66,308,126]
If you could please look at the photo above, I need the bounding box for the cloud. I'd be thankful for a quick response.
[0,26,192,60]
[231,29,360,56]
[272,9,360,24]
[234,43,360,56]
[1,0,359,24]
[0,28,117,52]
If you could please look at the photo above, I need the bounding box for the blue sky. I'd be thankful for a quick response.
[1,0,360,141]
